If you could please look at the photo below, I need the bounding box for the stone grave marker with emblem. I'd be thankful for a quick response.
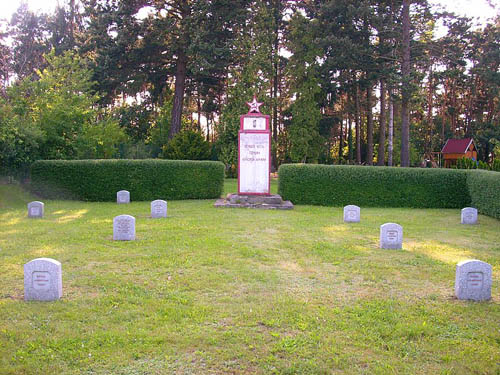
[151,200,167,218]
[28,201,44,218]
[24,258,62,301]
[455,259,492,301]
[380,223,403,249]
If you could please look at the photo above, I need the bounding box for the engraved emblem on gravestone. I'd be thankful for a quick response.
[343,205,360,223]
[32,271,51,291]
[467,272,483,289]
[113,215,136,241]
[455,259,491,301]
[380,223,403,249]
[24,258,62,301]
[461,207,477,224]
[387,230,398,243]
[28,201,44,218]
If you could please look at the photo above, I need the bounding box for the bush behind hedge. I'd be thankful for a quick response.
[467,170,500,219]
[278,164,471,208]
[30,159,224,201]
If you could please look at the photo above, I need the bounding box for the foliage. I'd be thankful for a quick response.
[278,164,470,208]
[0,100,43,175]
[455,156,477,169]
[162,130,211,160]
[76,116,128,159]
[467,169,500,219]
[30,159,224,201]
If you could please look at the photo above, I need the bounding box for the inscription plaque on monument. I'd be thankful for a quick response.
[238,96,271,195]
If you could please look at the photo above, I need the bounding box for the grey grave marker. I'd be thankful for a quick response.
[151,200,167,218]
[380,223,403,249]
[117,190,130,204]
[24,258,62,301]
[461,207,478,225]
[343,205,360,223]
[28,201,44,218]
[455,259,492,301]
[113,214,135,241]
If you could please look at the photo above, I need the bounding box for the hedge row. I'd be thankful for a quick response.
[278,164,471,208]
[30,159,224,201]
[467,170,500,219]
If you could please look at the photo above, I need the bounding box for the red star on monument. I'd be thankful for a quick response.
[246,95,263,113]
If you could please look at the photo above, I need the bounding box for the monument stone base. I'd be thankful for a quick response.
[215,194,293,210]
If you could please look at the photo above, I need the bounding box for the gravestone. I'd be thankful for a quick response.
[113,215,135,241]
[117,190,130,204]
[380,223,403,249]
[24,258,62,301]
[238,96,271,195]
[461,207,478,225]
[151,200,167,218]
[343,205,360,223]
[28,201,44,218]
[455,259,492,301]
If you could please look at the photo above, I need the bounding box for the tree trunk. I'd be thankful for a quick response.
[400,0,411,167]
[339,116,344,164]
[355,82,362,164]
[272,0,280,171]
[366,86,374,165]
[377,80,386,166]
[169,48,188,140]
[388,88,394,167]
[348,107,353,163]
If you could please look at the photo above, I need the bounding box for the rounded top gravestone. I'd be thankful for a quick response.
[455,259,492,301]
[117,190,130,204]
[113,214,136,241]
[28,201,44,218]
[343,205,360,223]
[151,200,167,218]
[24,258,62,301]
[380,223,403,249]
[461,207,478,225]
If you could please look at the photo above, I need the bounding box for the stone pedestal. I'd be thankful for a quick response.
[214,194,293,210]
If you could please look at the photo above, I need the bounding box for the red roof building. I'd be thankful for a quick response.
[441,138,477,168]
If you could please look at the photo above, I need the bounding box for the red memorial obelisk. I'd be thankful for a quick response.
[214,96,293,209]
[238,96,271,195]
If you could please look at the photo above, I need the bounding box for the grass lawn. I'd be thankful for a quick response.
[0,179,499,374]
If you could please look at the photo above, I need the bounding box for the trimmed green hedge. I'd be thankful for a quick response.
[278,164,470,208]
[467,170,500,219]
[30,159,224,201]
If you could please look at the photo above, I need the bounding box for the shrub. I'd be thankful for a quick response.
[491,159,500,172]
[162,131,211,160]
[30,159,224,201]
[455,157,477,169]
[467,170,500,219]
[278,164,470,208]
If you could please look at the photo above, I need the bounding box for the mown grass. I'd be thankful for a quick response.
[0,180,499,375]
